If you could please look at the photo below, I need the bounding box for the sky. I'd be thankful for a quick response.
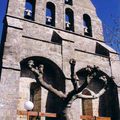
[0,0,8,40]
[92,0,120,52]
[0,0,8,22]
[92,0,120,24]
[0,0,120,51]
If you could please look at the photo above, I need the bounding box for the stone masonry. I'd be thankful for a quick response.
[0,0,120,120]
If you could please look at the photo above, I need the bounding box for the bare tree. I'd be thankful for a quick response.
[28,59,109,120]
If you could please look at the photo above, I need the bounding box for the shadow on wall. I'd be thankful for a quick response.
[99,80,120,120]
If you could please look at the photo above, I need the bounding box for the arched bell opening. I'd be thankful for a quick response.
[24,0,36,20]
[83,14,92,37]
[65,8,74,32]
[46,2,55,26]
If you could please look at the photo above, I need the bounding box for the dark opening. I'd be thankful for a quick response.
[51,31,62,45]
[76,68,109,94]
[65,8,74,31]
[95,43,109,57]
[83,14,92,37]
[65,0,73,5]
[24,0,36,20]
[46,2,55,26]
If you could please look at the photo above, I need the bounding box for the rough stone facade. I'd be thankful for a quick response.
[0,0,120,120]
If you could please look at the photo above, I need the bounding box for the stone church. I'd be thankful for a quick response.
[0,0,120,120]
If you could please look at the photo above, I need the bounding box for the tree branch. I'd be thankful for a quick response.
[28,60,66,99]
[69,59,78,91]
[64,76,90,106]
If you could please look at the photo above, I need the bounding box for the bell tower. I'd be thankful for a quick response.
[0,0,120,120]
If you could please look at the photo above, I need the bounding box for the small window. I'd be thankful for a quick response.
[65,8,74,31]
[51,31,62,44]
[30,82,41,112]
[65,0,73,5]
[83,14,92,37]
[82,98,93,115]
[30,82,41,120]
[95,43,109,57]
[46,2,55,26]
[82,89,93,116]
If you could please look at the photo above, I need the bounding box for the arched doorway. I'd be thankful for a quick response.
[76,66,119,119]
[20,56,65,120]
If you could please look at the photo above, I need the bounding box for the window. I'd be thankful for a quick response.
[46,2,55,26]
[24,0,36,20]
[82,99,93,115]
[51,31,62,44]
[30,82,41,120]
[65,8,74,31]
[65,0,73,5]
[83,14,92,37]
[30,82,41,112]
[82,89,93,116]
[95,43,109,57]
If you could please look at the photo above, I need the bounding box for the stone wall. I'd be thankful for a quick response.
[7,0,103,40]
[0,0,119,120]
